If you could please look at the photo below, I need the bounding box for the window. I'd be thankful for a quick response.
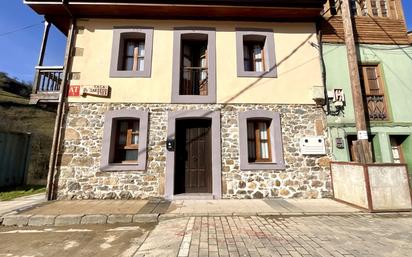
[180,38,208,95]
[243,40,265,72]
[110,27,153,78]
[236,29,277,78]
[359,64,389,121]
[114,120,140,163]
[247,120,272,162]
[100,110,148,171]
[172,28,216,103]
[239,110,284,170]
[390,135,407,164]
[122,40,145,71]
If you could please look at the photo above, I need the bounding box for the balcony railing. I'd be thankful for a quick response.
[180,67,208,96]
[30,66,63,104]
[365,95,388,121]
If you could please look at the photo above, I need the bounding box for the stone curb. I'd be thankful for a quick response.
[1,211,411,226]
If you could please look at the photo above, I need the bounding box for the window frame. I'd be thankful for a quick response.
[247,120,273,163]
[110,27,153,78]
[236,28,277,78]
[359,63,390,121]
[171,27,216,103]
[100,110,149,171]
[113,119,140,164]
[239,110,285,170]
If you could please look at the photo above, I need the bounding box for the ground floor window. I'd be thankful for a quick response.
[100,110,148,171]
[247,120,272,162]
[114,119,140,163]
[390,135,407,164]
[239,110,284,170]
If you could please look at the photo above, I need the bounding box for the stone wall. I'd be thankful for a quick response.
[56,103,332,200]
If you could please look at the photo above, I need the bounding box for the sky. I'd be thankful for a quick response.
[0,0,411,83]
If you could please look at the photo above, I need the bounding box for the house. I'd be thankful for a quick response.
[320,0,412,176]
[25,0,333,200]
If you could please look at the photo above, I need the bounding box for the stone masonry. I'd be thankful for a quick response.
[56,103,332,200]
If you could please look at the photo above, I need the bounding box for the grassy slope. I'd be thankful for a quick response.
[0,88,29,104]
[0,185,46,201]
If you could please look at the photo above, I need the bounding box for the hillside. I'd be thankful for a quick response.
[0,72,56,185]
[0,72,32,100]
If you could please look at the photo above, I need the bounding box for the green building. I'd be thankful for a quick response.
[321,0,412,176]
[324,43,412,174]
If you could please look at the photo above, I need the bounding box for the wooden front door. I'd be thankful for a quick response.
[175,119,212,194]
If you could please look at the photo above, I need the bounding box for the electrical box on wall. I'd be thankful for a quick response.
[300,136,326,155]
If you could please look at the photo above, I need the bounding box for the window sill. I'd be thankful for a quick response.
[237,70,277,78]
[109,70,150,78]
[240,162,285,170]
[100,164,145,171]
[171,94,216,104]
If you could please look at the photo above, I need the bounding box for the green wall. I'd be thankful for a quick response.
[323,43,412,175]
[323,43,412,125]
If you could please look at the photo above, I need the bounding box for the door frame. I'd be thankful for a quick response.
[165,110,221,200]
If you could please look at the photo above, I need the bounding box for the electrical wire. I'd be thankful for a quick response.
[0,20,45,38]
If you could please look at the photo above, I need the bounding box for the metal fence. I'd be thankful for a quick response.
[0,132,32,187]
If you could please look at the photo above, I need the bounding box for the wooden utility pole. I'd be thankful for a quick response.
[341,0,373,163]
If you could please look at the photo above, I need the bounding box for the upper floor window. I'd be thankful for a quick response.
[172,28,216,103]
[123,39,145,71]
[359,64,389,121]
[180,37,208,95]
[110,27,153,78]
[236,29,277,78]
[243,39,265,72]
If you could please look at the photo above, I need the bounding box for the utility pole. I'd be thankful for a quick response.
[341,0,373,163]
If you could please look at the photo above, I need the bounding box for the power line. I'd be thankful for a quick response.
[0,20,45,38]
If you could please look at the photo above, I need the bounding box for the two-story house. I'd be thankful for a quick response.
[321,0,412,176]
[26,0,332,200]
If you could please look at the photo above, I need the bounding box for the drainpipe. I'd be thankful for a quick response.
[315,19,328,109]
[46,1,75,200]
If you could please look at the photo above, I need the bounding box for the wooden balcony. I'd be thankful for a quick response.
[29,66,63,105]
[321,0,409,45]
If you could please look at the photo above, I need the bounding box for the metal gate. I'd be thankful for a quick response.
[0,132,31,187]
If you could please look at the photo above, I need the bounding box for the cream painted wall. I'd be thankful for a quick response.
[69,19,322,104]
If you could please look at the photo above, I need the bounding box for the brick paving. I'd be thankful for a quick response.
[171,215,412,257]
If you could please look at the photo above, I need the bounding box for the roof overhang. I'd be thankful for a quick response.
[24,0,327,34]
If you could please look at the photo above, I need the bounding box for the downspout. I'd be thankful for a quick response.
[315,19,329,112]
[315,18,337,161]
[46,0,75,200]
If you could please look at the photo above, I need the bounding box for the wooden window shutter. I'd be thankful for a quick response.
[362,65,381,95]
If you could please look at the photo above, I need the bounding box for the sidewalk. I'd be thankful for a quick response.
[0,198,369,226]
[0,193,46,217]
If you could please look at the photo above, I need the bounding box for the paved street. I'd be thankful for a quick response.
[1,214,411,257]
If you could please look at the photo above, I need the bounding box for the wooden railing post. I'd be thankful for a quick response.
[38,20,50,67]
[32,68,40,94]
